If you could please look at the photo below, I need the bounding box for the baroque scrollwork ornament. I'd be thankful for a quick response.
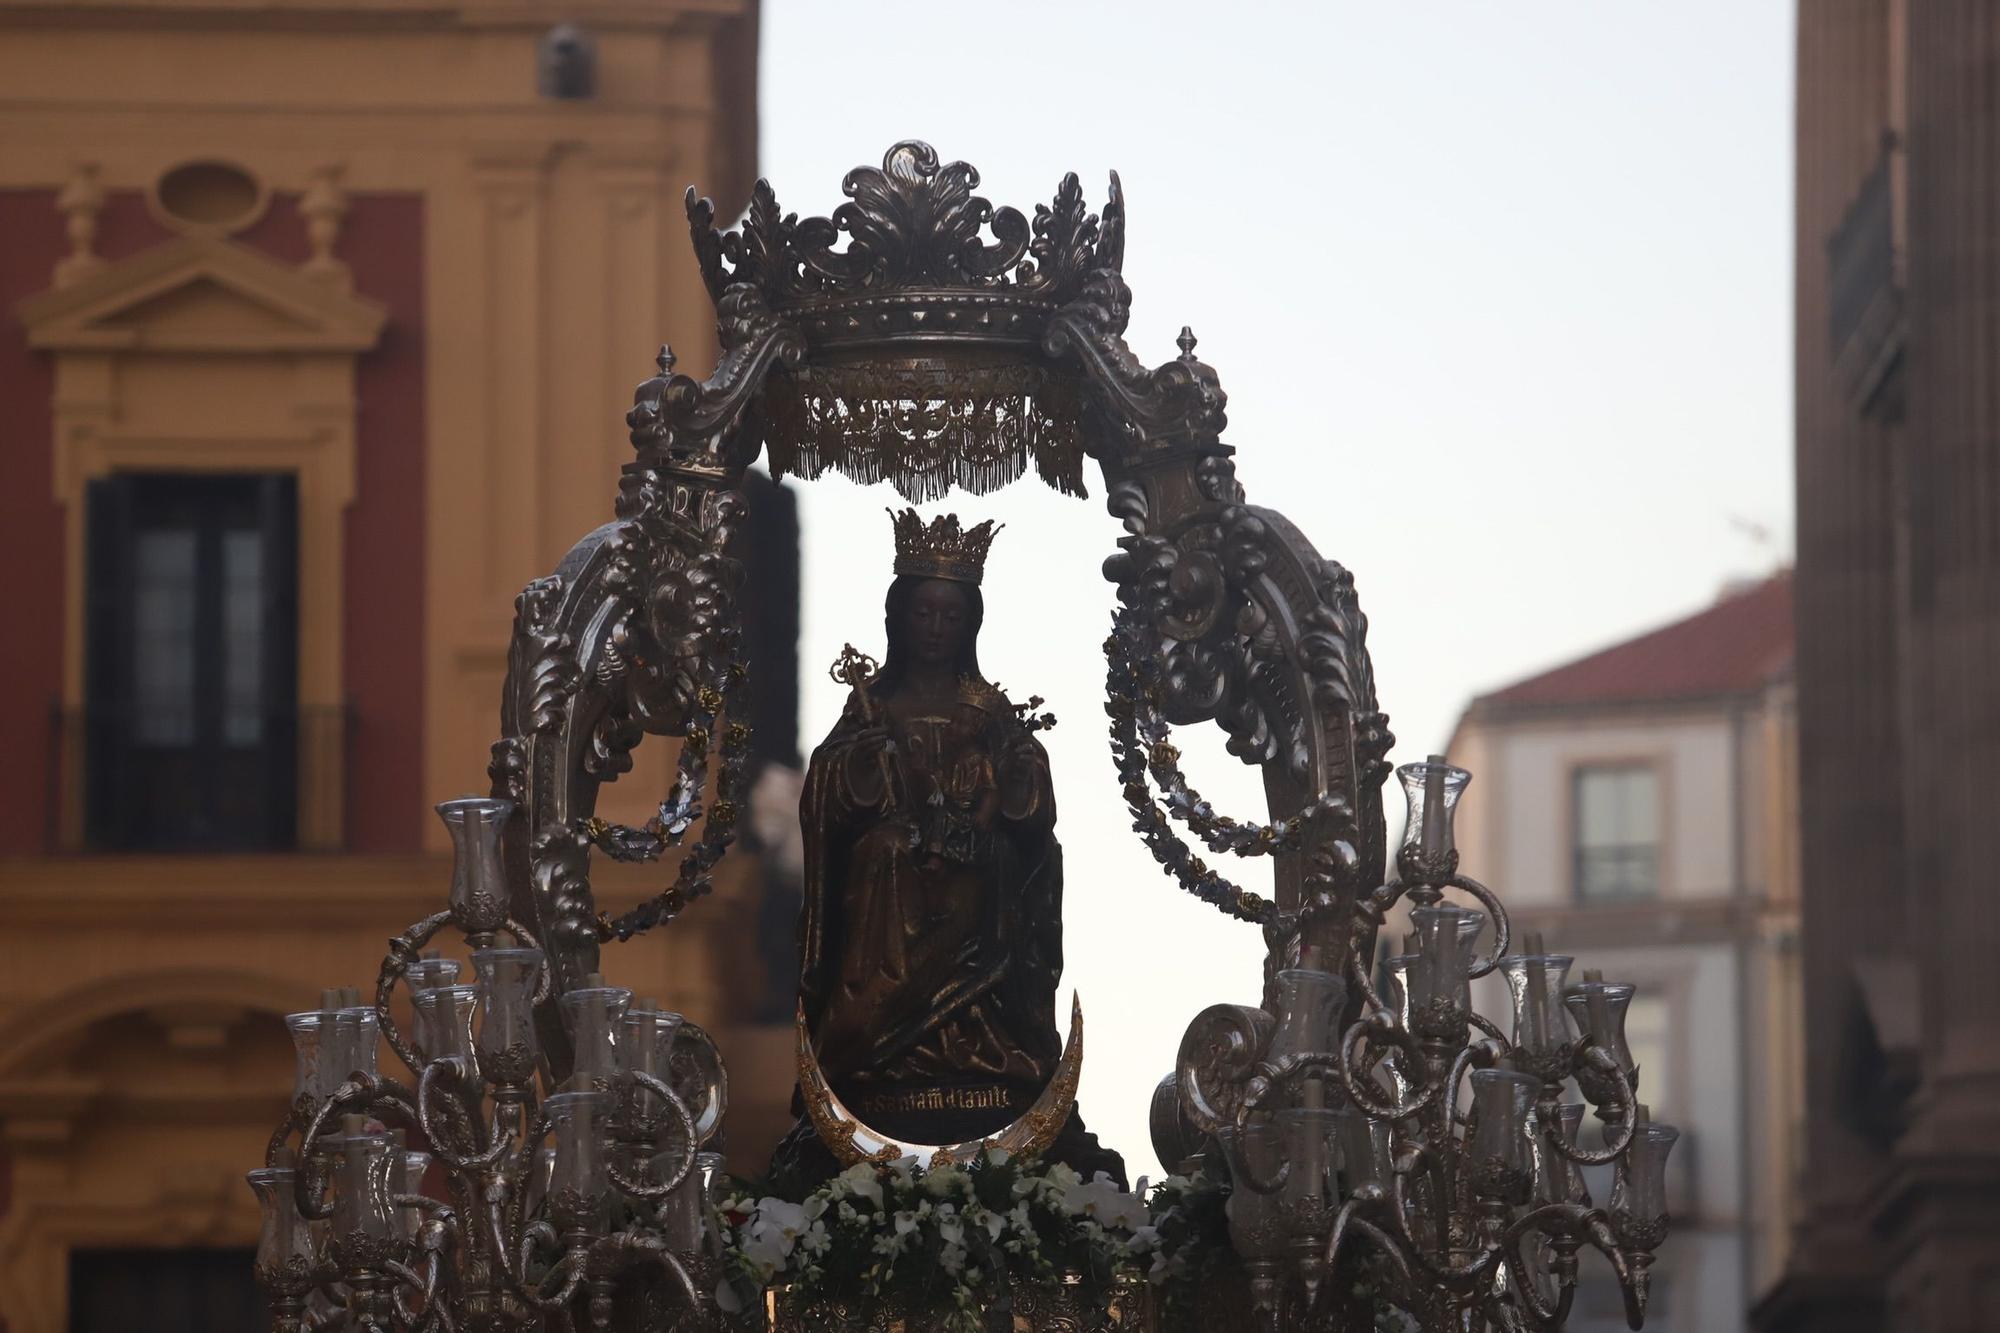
[252,141,1673,1333]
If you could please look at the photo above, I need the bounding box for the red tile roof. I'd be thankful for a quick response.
[1474,571,1794,710]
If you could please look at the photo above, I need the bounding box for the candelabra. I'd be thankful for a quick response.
[1175,756,1676,1331]
[253,796,730,1333]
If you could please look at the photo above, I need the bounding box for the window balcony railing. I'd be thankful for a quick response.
[44,703,353,853]
[1828,146,1906,421]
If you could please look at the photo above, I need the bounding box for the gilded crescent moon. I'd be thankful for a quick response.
[794,994,1085,1168]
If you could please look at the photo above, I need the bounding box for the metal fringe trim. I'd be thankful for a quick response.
[762,365,1087,502]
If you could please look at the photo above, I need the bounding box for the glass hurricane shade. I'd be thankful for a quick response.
[1220,1119,1289,1261]
[410,985,479,1070]
[330,1123,400,1261]
[287,1007,379,1101]
[1499,953,1576,1062]
[544,1090,613,1237]
[1563,978,1638,1076]
[1338,1109,1394,1193]
[247,1166,314,1294]
[470,948,542,1088]
[399,1150,432,1238]
[1397,757,1470,862]
[403,955,463,992]
[284,1012,323,1101]
[621,1007,685,1130]
[559,984,633,1092]
[657,1159,705,1253]
[1468,1069,1540,1205]
[525,1145,557,1219]
[1609,1121,1680,1246]
[435,797,514,933]
[1408,905,1483,1020]
[1538,1103,1591,1206]
[1276,1106,1341,1227]
[1266,968,1344,1067]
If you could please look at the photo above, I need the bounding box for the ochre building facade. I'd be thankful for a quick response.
[0,2,792,1329]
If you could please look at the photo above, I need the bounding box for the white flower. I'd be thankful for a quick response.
[940,1242,966,1274]
[742,1194,827,1270]
[922,1164,968,1198]
[1104,1192,1149,1231]
[938,1215,965,1249]
[1058,1175,1120,1220]
[984,1148,1011,1168]
[715,1278,744,1313]
[837,1163,885,1208]
[980,1209,1005,1242]
[739,1228,788,1277]
[892,1210,921,1237]
[1055,1171,1147,1231]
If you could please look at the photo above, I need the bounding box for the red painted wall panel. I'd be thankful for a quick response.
[0,191,68,854]
[340,194,426,853]
[0,188,424,852]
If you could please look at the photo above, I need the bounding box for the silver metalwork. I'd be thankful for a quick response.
[251,141,1674,1331]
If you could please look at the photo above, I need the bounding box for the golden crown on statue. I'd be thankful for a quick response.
[889,508,1001,586]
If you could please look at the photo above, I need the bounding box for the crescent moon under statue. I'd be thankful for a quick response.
[795,994,1085,1168]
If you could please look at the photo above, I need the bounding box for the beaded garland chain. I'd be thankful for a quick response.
[1103,608,1336,928]
[581,658,757,943]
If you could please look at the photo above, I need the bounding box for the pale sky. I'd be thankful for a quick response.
[758,0,1795,1181]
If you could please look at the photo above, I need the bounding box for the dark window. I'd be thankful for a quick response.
[70,1247,267,1333]
[84,473,298,850]
[1573,764,1660,901]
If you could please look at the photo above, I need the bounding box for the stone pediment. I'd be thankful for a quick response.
[15,234,386,354]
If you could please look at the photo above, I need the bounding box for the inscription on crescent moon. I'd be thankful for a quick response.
[795,994,1085,1168]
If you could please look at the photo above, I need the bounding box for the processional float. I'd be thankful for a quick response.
[253,142,1676,1332]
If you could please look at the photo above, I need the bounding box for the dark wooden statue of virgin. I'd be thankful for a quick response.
[769,510,1123,1190]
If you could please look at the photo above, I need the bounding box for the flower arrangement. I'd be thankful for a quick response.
[715,1152,1155,1331]
[713,1153,1412,1331]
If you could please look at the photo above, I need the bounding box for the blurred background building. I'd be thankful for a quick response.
[0,1,799,1330]
[1756,2,2000,1331]
[1452,571,1800,1333]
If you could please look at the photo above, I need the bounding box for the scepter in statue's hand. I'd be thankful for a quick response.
[830,644,906,813]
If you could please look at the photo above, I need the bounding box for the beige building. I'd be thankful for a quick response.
[1447,571,1801,1333]
[0,2,796,1330]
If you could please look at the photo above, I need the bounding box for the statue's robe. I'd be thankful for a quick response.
[797,681,1062,1105]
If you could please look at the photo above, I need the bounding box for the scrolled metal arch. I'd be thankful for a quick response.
[486,141,1393,1086]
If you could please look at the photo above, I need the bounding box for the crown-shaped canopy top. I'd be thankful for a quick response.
[688,140,1124,356]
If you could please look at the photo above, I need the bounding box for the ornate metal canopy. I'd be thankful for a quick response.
[260,141,1674,1333]
[488,139,1395,1057]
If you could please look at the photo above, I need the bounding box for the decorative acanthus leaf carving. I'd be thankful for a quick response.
[509,575,577,736]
